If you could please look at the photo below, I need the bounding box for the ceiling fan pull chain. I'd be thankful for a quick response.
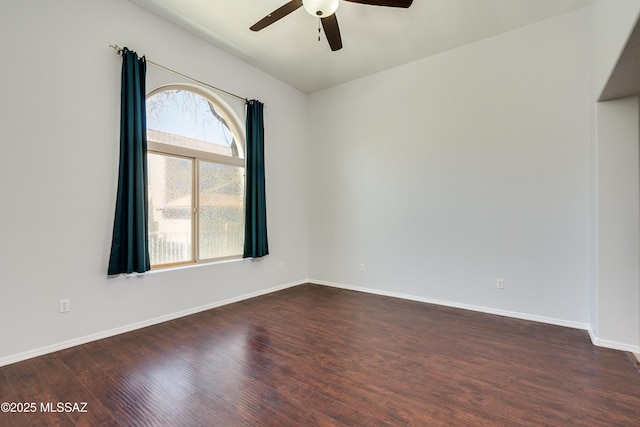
[251,0,413,51]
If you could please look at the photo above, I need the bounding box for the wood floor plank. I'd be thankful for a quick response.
[2,360,76,427]
[0,370,32,427]
[29,355,120,427]
[1,283,640,426]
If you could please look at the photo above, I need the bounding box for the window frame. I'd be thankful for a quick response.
[146,84,246,269]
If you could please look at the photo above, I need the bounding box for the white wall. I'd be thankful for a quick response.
[589,0,640,351]
[593,97,640,349]
[590,0,640,99]
[0,0,309,364]
[3,0,640,364]
[308,9,592,326]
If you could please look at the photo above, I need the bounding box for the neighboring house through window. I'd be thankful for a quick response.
[146,85,245,268]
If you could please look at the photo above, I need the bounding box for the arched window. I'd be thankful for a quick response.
[146,85,245,267]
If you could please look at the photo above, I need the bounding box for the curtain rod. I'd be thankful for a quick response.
[109,44,248,103]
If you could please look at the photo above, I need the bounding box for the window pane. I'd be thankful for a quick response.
[199,161,244,259]
[148,153,193,265]
[147,89,241,158]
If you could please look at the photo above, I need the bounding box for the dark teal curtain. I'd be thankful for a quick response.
[243,100,269,258]
[108,48,150,275]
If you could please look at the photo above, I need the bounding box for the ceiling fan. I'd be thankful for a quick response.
[250,0,414,52]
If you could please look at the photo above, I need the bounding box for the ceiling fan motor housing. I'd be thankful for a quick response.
[303,0,339,17]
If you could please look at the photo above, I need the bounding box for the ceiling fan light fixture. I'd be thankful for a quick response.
[302,0,339,17]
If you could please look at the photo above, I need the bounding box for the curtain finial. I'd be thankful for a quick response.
[109,44,123,56]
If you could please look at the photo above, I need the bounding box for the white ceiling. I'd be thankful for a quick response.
[128,0,589,94]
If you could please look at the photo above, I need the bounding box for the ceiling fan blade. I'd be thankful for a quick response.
[321,14,343,51]
[250,0,303,32]
[343,0,413,7]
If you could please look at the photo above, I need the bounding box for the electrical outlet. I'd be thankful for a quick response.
[496,279,505,289]
[360,264,366,272]
[59,299,70,313]
[278,262,283,271]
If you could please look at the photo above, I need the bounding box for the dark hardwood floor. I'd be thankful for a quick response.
[1,283,639,426]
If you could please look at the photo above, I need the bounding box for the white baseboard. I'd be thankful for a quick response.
[588,327,640,353]
[4,279,637,367]
[311,279,591,329]
[0,280,305,368]
[312,279,640,353]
